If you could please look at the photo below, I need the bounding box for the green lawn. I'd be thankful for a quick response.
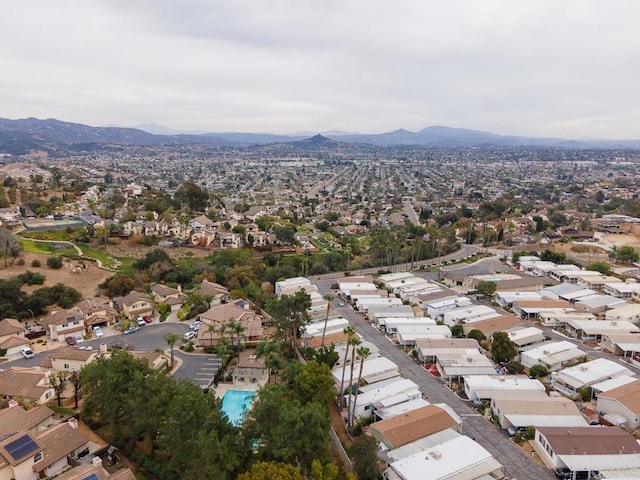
[20,239,77,257]
[75,244,119,268]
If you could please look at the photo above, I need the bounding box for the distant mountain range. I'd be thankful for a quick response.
[2,116,640,155]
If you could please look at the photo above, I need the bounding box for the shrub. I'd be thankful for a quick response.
[16,259,25,266]
[46,256,63,269]
[31,259,41,268]
[529,364,549,378]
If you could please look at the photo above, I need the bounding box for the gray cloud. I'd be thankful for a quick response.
[1,0,640,138]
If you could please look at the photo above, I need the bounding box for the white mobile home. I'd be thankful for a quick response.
[550,358,634,398]
[520,341,585,371]
[441,305,499,327]
[463,375,546,404]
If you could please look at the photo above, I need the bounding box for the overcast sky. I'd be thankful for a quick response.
[2,1,640,138]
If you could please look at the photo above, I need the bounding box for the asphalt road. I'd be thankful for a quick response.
[310,243,481,280]
[314,280,555,480]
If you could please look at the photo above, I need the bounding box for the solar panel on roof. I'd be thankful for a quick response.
[4,434,39,461]
[83,474,99,480]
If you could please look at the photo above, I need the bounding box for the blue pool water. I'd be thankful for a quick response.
[221,390,256,426]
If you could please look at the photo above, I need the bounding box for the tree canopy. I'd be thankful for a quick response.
[491,331,518,364]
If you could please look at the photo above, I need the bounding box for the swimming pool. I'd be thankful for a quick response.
[221,390,256,426]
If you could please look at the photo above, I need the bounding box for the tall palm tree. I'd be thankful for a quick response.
[206,322,220,348]
[320,293,334,348]
[349,346,371,426]
[225,318,246,359]
[346,336,362,426]
[164,332,180,370]
[256,340,282,384]
[339,325,356,408]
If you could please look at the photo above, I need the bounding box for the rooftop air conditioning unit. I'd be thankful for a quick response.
[429,451,442,460]
[543,350,550,355]
[580,365,589,372]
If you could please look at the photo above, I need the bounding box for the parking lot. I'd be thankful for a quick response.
[173,352,222,389]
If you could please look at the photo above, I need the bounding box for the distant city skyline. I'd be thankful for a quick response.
[3,1,640,139]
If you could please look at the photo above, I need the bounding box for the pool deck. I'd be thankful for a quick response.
[212,379,266,399]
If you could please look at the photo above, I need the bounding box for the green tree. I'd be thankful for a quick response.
[616,246,640,264]
[349,435,382,480]
[349,346,371,426]
[313,343,340,369]
[244,385,331,472]
[476,280,497,296]
[346,335,362,424]
[103,273,136,298]
[293,360,335,407]
[164,332,181,370]
[267,291,312,351]
[529,364,549,378]
[586,261,610,274]
[174,181,209,213]
[491,331,518,364]
[450,324,464,338]
[46,256,63,269]
[225,318,247,359]
[339,325,356,408]
[256,340,283,384]
[237,462,305,480]
[467,329,487,343]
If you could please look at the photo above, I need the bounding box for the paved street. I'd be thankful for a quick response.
[315,281,555,480]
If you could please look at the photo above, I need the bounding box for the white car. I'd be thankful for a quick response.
[93,326,103,338]
[190,321,203,331]
[20,347,35,359]
[75,334,84,344]
[184,331,197,341]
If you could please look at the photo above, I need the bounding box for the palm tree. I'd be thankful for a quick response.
[346,336,362,426]
[256,340,283,384]
[320,293,334,348]
[225,318,246,359]
[164,332,180,370]
[349,346,371,426]
[206,322,220,348]
[214,337,233,378]
[339,325,356,409]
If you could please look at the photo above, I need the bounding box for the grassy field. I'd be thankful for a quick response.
[20,238,77,257]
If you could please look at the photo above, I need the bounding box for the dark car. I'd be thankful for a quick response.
[65,336,77,346]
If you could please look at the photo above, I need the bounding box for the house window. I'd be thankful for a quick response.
[73,321,79,325]
[64,363,70,369]
[62,323,68,328]
[34,452,43,462]
[45,391,52,399]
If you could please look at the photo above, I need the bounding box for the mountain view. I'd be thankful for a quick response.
[2,117,640,155]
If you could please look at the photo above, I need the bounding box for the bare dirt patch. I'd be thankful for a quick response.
[0,252,111,300]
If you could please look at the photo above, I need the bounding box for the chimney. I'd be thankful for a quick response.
[177,284,182,293]
[8,399,18,408]
[108,300,113,308]
[92,456,102,467]
[68,417,78,430]
[99,343,108,353]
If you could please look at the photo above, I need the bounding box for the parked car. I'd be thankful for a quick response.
[338,301,345,307]
[123,326,139,335]
[20,347,35,359]
[65,336,77,346]
[75,334,84,344]
[93,326,103,338]
[190,321,203,331]
[143,316,153,324]
[136,317,146,327]
[184,331,197,340]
